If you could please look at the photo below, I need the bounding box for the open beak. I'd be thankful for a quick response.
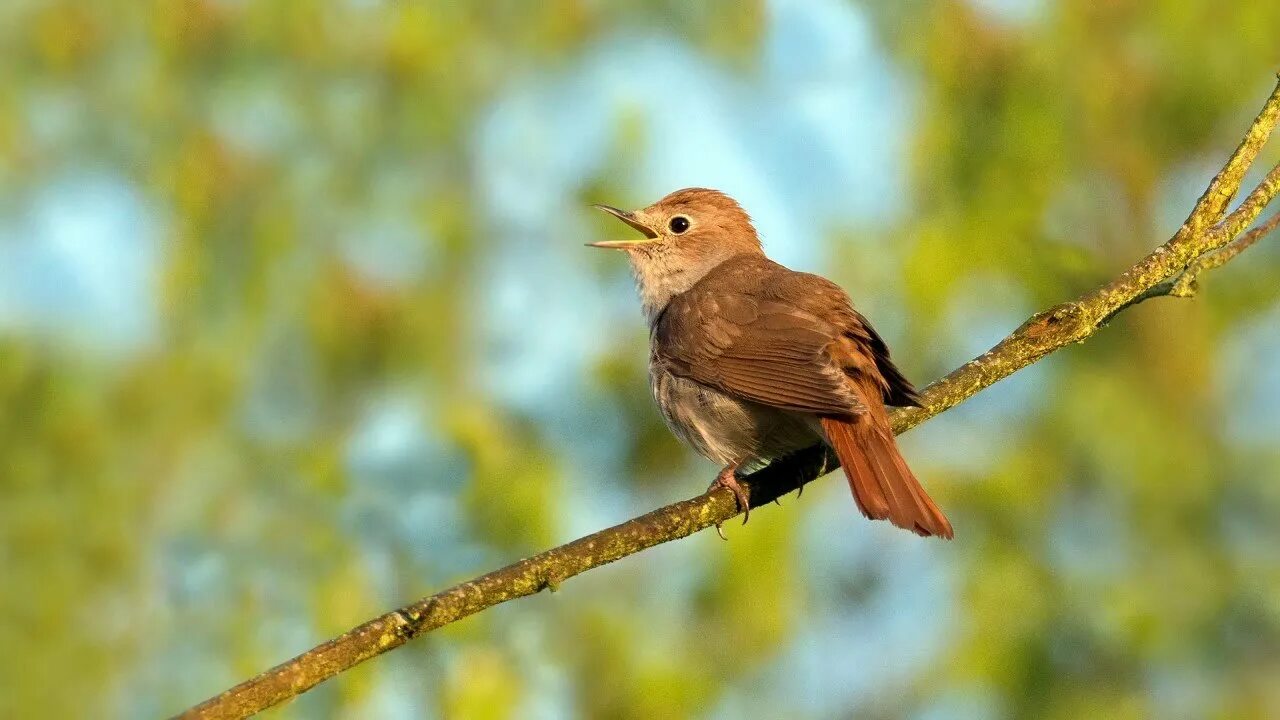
[588,204,659,249]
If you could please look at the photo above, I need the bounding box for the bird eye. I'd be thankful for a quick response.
[668,216,690,234]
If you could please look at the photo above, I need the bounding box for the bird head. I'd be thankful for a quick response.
[590,188,764,320]
[589,187,762,261]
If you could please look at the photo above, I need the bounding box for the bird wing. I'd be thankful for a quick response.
[653,257,909,417]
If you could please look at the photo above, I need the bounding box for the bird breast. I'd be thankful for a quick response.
[648,361,819,468]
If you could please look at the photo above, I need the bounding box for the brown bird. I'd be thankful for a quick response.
[590,188,952,539]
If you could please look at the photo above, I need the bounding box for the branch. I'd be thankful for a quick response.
[1168,206,1280,297]
[175,78,1280,720]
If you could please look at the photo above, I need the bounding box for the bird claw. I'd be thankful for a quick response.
[709,464,750,526]
[714,523,728,541]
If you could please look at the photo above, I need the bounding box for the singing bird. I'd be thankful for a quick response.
[591,188,952,538]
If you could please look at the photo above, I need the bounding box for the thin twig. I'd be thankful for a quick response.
[1171,210,1280,296]
[175,78,1280,720]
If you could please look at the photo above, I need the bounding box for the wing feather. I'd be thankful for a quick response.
[653,258,869,417]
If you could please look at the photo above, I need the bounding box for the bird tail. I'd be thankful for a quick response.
[820,416,953,539]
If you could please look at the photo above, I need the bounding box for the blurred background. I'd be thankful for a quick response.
[2,1,1279,718]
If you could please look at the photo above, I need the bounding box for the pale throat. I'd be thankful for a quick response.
[628,247,739,326]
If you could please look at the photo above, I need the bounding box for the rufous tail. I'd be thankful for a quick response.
[820,416,953,539]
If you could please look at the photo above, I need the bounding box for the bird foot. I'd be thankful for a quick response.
[708,463,750,537]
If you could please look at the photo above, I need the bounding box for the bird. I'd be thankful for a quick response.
[589,188,952,539]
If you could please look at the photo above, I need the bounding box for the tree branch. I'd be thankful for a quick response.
[175,78,1280,720]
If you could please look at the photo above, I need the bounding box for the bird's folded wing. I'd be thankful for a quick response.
[767,266,923,409]
[653,289,866,417]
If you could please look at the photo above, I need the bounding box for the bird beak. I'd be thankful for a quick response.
[588,204,659,249]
